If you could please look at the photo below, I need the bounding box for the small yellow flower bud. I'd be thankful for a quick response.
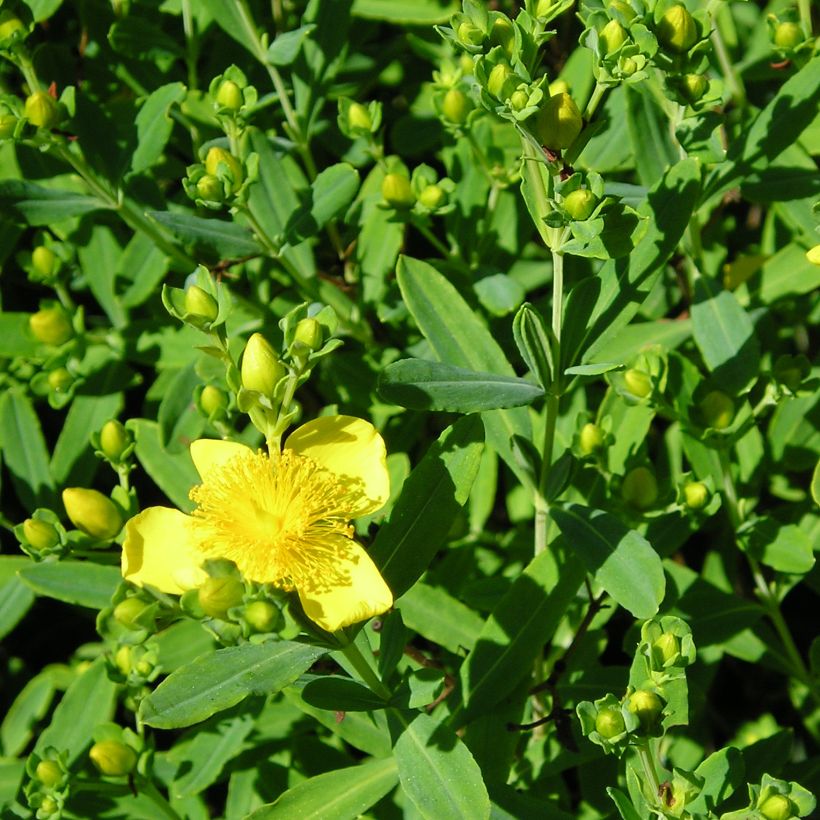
[47,368,73,393]
[115,645,132,675]
[682,73,708,103]
[489,18,516,58]
[534,92,583,150]
[487,63,516,100]
[198,576,245,619]
[381,173,415,209]
[595,706,626,738]
[607,0,637,22]
[509,89,530,111]
[244,600,279,633]
[807,245,820,265]
[0,113,17,138]
[204,147,243,193]
[89,740,137,776]
[0,10,25,41]
[599,19,628,54]
[627,689,663,730]
[62,488,123,540]
[548,79,570,97]
[29,306,74,346]
[35,759,63,787]
[32,246,57,278]
[196,173,224,201]
[683,481,709,510]
[135,659,153,676]
[347,101,372,132]
[216,79,243,111]
[773,22,802,50]
[657,5,698,54]
[100,420,131,461]
[39,796,59,815]
[620,56,638,75]
[624,368,652,397]
[241,333,285,398]
[456,20,484,47]
[442,88,470,124]
[24,91,60,129]
[579,422,605,455]
[22,518,59,551]
[652,632,680,665]
[184,285,219,322]
[293,317,323,351]
[700,390,734,430]
[563,189,598,221]
[621,466,659,510]
[113,597,151,629]
[419,184,446,210]
[758,794,795,820]
[200,385,229,416]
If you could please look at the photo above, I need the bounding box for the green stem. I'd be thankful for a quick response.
[14,48,40,92]
[340,640,391,700]
[181,0,198,92]
[798,0,813,39]
[711,14,745,107]
[637,741,662,808]
[583,82,608,121]
[412,218,453,260]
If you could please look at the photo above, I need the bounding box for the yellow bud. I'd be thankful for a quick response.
[35,759,63,787]
[758,794,795,820]
[198,576,245,619]
[135,659,153,676]
[595,706,626,738]
[652,632,680,665]
[216,79,243,111]
[489,18,516,58]
[487,63,516,100]
[620,56,638,75]
[457,20,484,47]
[199,385,228,416]
[62,488,123,540]
[204,147,243,193]
[599,19,628,54]
[509,89,530,111]
[419,184,445,210]
[32,246,57,278]
[807,245,820,265]
[682,73,708,103]
[100,420,131,461]
[30,306,74,346]
[39,796,59,815]
[196,173,224,201]
[0,10,25,41]
[700,390,734,430]
[244,600,279,632]
[683,481,709,510]
[773,22,802,50]
[184,285,219,322]
[579,422,605,455]
[347,101,372,132]
[624,368,652,397]
[627,689,663,730]
[534,92,583,150]
[24,91,60,129]
[47,368,73,393]
[442,88,470,124]
[241,333,285,398]
[607,0,637,22]
[89,740,137,776]
[563,188,598,221]
[657,5,698,54]
[621,466,659,510]
[293,317,323,351]
[548,79,570,97]
[0,113,17,138]
[115,645,132,675]
[113,597,151,629]
[22,518,59,551]
[381,173,415,209]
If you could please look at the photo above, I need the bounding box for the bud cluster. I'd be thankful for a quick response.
[720,774,816,820]
[380,161,456,216]
[162,267,228,333]
[208,65,257,120]
[24,748,69,819]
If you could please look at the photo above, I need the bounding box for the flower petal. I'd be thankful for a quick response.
[122,507,207,595]
[285,416,389,516]
[297,539,393,632]
[190,439,251,482]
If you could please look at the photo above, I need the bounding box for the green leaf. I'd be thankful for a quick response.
[738,519,815,575]
[552,504,665,619]
[393,712,490,820]
[18,561,121,609]
[0,312,40,357]
[474,274,525,317]
[0,180,105,225]
[155,620,215,672]
[130,82,186,174]
[248,757,399,819]
[0,389,55,509]
[147,210,262,261]
[625,84,679,187]
[512,302,554,391]
[812,459,820,507]
[397,255,531,484]
[370,416,484,599]
[301,676,387,712]
[140,641,325,728]
[585,318,692,366]
[1,670,56,757]
[108,16,182,62]
[686,747,744,815]
[0,558,36,642]
[460,543,585,712]
[379,359,543,412]
[267,24,316,65]
[199,0,265,59]
[607,787,643,820]
[691,276,760,394]
[119,232,170,308]
[352,0,456,23]
[759,243,820,302]
[77,224,126,327]
[157,364,205,453]
[564,362,622,376]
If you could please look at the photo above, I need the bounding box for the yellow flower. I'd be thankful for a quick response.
[122,416,392,632]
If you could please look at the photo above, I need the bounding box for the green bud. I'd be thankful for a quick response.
[700,390,734,430]
[89,740,137,776]
[419,184,446,210]
[624,368,652,397]
[100,420,131,461]
[489,17,516,58]
[30,306,74,346]
[39,796,59,815]
[681,73,709,103]
[381,173,415,209]
[294,317,323,351]
[24,91,60,129]
[599,19,628,54]
[347,101,373,132]
[759,794,795,820]
[204,147,243,193]
[773,22,802,50]
[620,56,638,75]
[442,88,470,124]
[621,466,659,510]
[534,92,583,150]
[652,632,680,666]
[135,658,153,676]
[657,5,698,54]
[35,760,64,788]
[32,246,57,278]
[184,285,219,322]
[0,113,17,138]
[563,188,598,221]
[198,576,245,619]
[0,10,25,40]
[47,368,73,393]
[114,644,132,675]
[62,488,123,540]
[23,518,60,551]
[509,89,530,111]
[200,385,229,416]
[456,20,484,47]
[807,245,820,265]
[579,422,605,455]
[607,0,637,22]
[487,63,516,100]
[113,597,152,629]
[216,79,243,111]
[244,600,279,633]
[595,706,626,738]
[627,689,663,731]
[683,481,709,510]
[196,173,224,202]
[241,333,285,398]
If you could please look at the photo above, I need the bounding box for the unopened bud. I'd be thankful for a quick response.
[204,147,243,193]
[115,645,132,675]
[381,173,415,209]
[35,760,63,788]
[489,18,516,58]
[347,101,372,132]
[216,79,243,111]
[657,5,698,54]
[534,92,583,150]
[548,79,570,96]
[0,113,17,138]
[113,597,152,629]
[620,56,638,75]
[624,368,652,398]
[241,333,285,398]
[652,632,680,666]
[683,481,709,510]
[627,689,663,731]
[47,368,73,393]
[198,576,245,619]
[419,184,446,210]
[39,796,59,816]
[184,285,219,322]
[579,422,605,455]
[100,420,131,461]
[293,317,323,351]
[773,22,802,50]
[89,740,137,776]
[807,245,820,265]
[758,794,795,820]
[599,19,628,54]
[621,466,659,510]
[595,706,626,738]
[244,600,279,633]
[30,306,74,346]
[196,174,224,202]
[487,63,516,100]
[700,390,734,430]
[681,73,708,103]
[32,246,57,278]
[563,188,598,221]
[200,385,229,416]
[456,20,484,47]
[509,89,530,111]
[22,518,59,551]
[442,88,470,124]
[607,0,637,22]
[62,488,123,540]
[24,91,60,129]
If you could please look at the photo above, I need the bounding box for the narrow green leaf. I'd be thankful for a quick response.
[301,676,387,712]
[607,787,643,820]
[552,504,665,619]
[140,641,325,728]
[0,312,39,357]
[18,561,121,609]
[370,416,484,599]
[759,243,820,302]
[0,180,104,225]
[131,82,186,174]
[625,84,679,187]
[586,318,692,365]
[285,163,360,245]
[512,302,554,390]
[267,24,316,65]
[564,362,622,376]
[352,0,456,23]
[0,564,35,642]
[147,210,262,261]
[198,0,265,59]
[686,747,744,815]
[738,519,815,575]
[394,712,490,820]
[108,17,182,61]
[1,671,56,757]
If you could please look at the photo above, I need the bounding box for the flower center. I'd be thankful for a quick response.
[189,449,355,591]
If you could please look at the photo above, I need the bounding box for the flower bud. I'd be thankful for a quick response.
[200,385,229,416]
[0,113,17,138]
[579,422,605,455]
[24,91,60,129]
[23,518,60,551]
[293,317,323,351]
[487,63,516,100]
[683,481,709,510]
[35,759,64,788]
[100,420,131,462]
[627,689,663,731]
[0,10,25,40]
[115,645,132,675]
[652,632,680,666]
[244,600,279,633]
[595,706,626,738]
[39,796,59,816]
[89,740,137,776]
[419,184,446,210]
[620,56,638,75]
[204,147,243,193]
[563,188,598,221]
[773,22,802,50]
[216,79,243,111]
[30,306,74,346]
[198,576,245,619]
[624,368,652,398]
[456,20,484,47]
[621,466,659,510]
[548,79,570,97]
[196,173,224,202]
[807,245,820,265]
[599,19,628,54]
[184,285,219,323]
[47,368,73,393]
[489,17,516,58]
[699,390,734,430]
[607,0,637,22]
[241,333,285,398]
[509,89,530,111]
[381,173,415,209]
[681,73,708,103]
[657,5,698,54]
[347,101,372,132]
[32,246,57,278]
[62,488,123,540]
[758,794,795,820]
[534,92,583,150]
[113,597,152,630]
[442,88,470,124]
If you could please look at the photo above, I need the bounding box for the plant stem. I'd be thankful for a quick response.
[637,741,661,807]
[340,640,391,700]
[798,0,813,39]
[583,82,608,121]
[710,13,745,107]
[412,217,453,261]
